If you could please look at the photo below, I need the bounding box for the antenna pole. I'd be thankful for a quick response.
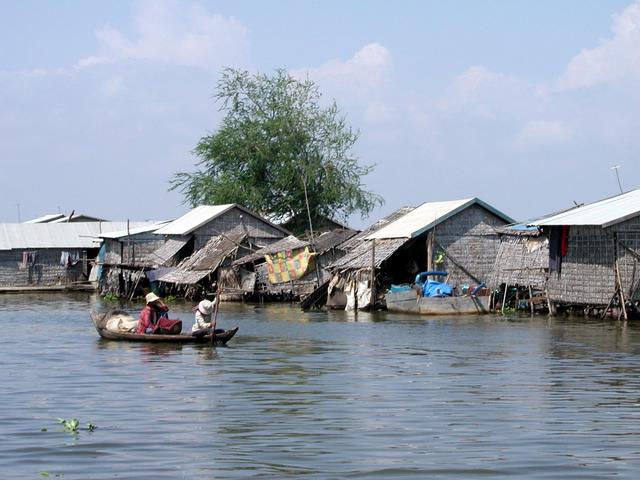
[611,165,623,194]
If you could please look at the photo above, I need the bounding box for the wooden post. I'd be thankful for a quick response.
[426,231,433,272]
[370,240,376,309]
[301,175,322,287]
[616,260,628,321]
[501,284,508,314]
[126,219,131,266]
[528,285,534,315]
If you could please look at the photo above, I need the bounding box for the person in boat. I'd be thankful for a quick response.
[136,292,181,334]
[192,299,218,336]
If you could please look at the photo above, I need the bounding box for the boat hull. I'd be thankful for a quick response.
[385,290,490,315]
[91,311,238,345]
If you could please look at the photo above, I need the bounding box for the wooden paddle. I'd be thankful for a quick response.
[210,289,222,345]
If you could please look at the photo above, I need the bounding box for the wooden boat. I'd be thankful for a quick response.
[386,271,491,315]
[385,289,490,315]
[91,311,238,345]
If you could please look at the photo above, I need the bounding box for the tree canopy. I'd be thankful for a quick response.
[170,68,382,234]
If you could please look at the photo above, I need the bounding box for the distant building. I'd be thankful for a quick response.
[0,222,154,290]
[24,212,107,223]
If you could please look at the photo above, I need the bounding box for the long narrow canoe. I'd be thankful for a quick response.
[385,290,490,315]
[91,311,238,345]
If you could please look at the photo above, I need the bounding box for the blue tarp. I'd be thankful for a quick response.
[389,284,412,293]
[422,279,453,297]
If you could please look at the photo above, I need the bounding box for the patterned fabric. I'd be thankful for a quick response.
[265,247,315,284]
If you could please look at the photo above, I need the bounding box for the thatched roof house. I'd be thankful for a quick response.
[326,198,513,310]
[231,228,357,300]
[150,204,290,298]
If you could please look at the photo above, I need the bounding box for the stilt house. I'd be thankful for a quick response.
[530,189,640,313]
[327,198,513,310]
[150,204,290,298]
[231,228,358,301]
[0,222,153,290]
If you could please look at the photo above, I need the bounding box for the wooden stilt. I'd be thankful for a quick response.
[615,261,628,321]
[528,285,534,315]
[501,284,508,314]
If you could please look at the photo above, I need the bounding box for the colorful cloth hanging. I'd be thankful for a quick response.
[265,247,315,284]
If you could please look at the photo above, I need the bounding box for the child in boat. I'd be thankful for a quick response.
[192,299,216,334]
[136,292,181,334]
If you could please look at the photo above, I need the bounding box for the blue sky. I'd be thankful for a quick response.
[1,0,638,225]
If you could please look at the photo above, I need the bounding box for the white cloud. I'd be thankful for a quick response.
[512,120,574,150]
[293,43,393,98]
[82,0,250,72]
[557,0,640,90]
[438,65,542,119]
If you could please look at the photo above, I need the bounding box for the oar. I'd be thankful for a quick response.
[210,289,222,346]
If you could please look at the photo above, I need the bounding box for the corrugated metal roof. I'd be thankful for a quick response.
[0,222,155,250]
[49,214,107,223]
[23,214,65,223]
[154,204,290,236]
[532,189,640,228]
[154,205,235,235]
[99,221,169,239]
[366,198,513,240]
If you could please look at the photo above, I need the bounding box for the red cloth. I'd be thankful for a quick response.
[560,225,570,257]
[136,304,169,334]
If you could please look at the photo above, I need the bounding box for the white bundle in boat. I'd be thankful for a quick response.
[106,313,138,333]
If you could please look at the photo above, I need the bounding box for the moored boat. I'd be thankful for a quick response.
[91,311,238,344]
[385,271,490,315]
[385,289,490,315]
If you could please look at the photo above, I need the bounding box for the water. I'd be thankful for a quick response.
[1,293,640,479]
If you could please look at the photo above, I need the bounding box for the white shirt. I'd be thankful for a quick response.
[192,310,213,332]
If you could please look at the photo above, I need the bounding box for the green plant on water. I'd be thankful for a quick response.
[56,418,97,435]
[58,418,79,433]
[39,472,63,478]
[164,295,177,303]
[101,293,119,301]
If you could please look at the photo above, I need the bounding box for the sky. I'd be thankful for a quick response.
[1,0,639,226]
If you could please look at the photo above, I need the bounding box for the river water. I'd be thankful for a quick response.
[1,293,640,479]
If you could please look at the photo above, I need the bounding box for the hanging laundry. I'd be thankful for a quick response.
[560,225,570,257]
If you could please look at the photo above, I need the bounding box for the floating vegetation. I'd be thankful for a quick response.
[49,418,97,435]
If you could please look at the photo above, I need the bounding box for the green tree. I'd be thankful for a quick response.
[170,68,382,234]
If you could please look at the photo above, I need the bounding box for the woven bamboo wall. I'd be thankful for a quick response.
[490,234,548,288]
[434,204,507,288]
[547,217,640,305]
[192,207,286,250]
[0,249,84,287]
[104,234,166,267]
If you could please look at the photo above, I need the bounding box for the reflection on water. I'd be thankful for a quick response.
[1,293,640,479]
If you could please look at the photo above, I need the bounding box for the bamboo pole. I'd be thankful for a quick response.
[615,261,628,321]
[370,240,376,310]
[501,284,508,314]
[528,285,534,315]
